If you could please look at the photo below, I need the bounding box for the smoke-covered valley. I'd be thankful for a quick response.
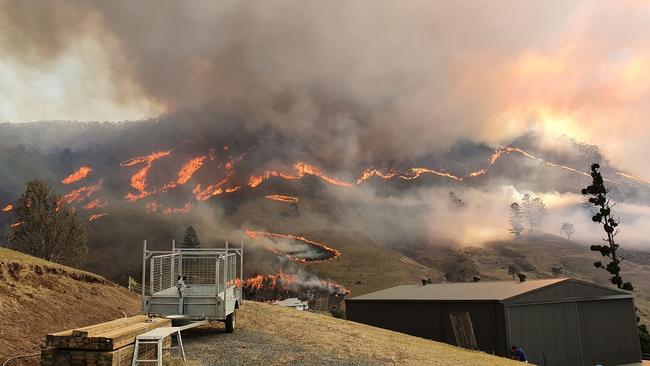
[2,1,650,319]
[2,115,650,286]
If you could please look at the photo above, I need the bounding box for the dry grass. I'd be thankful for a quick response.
[0,248,141,363]
[227,301,522,366]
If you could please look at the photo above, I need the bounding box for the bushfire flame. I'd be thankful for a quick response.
[163,155,208,190]
[83,198,108,210]
[60,180,103,205]
[88,213,108,222]
[265,195,299,204]
[245,230,341,263]
[162,202,192,215]
[111,142,649,213]
[616,172,650,186]
[61,166,93,185]
[248,161,352,188]
[242,270,349,301]
[2,204,12,212]
[121,150,172,201]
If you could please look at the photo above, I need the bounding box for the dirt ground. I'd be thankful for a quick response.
[172,301,522,366]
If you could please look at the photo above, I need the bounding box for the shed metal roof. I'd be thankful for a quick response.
[347,278,629,302]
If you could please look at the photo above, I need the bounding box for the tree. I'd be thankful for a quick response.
[507,264,519,280]
[581,164,649,352]
[521,193,546,232]
[182,226,201,248]
[448,191,465,208]
[581,164,632,290]
[561,222,575,240]
[508,203,524,239]
[9,180,87,265]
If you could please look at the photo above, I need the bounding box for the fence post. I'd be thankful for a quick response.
[141,240,147,312]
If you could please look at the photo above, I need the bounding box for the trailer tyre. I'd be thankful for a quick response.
[225,311,236,333]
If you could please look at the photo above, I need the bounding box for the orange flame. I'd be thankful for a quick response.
[245,230,341,263]
[265,195,299,204]
[10,222,22,228]
[163,155,208,190]
[120,150,172,167]
[242,270,349,299]
[61,166,93,184]
[248,161,352,188]
[468,169,487,177]
[121,150,172,201]
[162,202,192,215]
[88,213,108,222]
[356,167,461,184]
[61,180,103,205]
[2,204,13,212]
[144,200,162,213]
[83,198,108,210]
[616,172,650,186]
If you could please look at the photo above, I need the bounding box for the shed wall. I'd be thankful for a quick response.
[506,302,582,366]
[346,300,506,355]
[577,299,641,366]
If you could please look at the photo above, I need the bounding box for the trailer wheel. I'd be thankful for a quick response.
[225,311,236,333]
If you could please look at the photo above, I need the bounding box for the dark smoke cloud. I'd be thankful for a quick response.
[2,1,650,174]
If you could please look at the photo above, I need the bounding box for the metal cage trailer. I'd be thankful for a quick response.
[141,240,243,332]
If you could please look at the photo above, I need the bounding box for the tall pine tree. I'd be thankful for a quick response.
[182,226,201,248]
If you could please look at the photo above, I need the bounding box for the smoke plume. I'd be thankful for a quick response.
[2,1,650,173]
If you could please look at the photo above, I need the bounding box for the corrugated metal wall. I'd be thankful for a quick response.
[577,299,640,366]
[506,302,582,366]
[346,300,506,355]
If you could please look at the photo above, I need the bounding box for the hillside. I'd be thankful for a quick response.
[394,233,650,324]
[0,249,526,366]
[178,301,522,366]
[0,248,140,363]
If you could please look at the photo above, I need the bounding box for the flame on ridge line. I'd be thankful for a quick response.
[245,230,341,263]
[111,143,650,211]
[61,166,93,185]
[265,195,299,204]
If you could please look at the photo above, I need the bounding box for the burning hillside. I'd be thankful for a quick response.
[245,230,341,263]
[3,131,650,231]
[242,270,348,306]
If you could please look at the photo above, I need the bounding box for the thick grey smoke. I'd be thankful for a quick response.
[2,1,650,173]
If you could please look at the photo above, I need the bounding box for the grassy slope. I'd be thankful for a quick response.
[1,248,523,366]
[0,248,141,361]
[178,301,523,366]
[230,195,442,297]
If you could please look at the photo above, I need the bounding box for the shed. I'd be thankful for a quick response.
[346,278,640,366]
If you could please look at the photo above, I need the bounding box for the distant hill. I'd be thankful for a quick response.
[392,233,650,325]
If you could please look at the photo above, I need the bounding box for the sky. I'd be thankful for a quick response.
[1,0,649,174]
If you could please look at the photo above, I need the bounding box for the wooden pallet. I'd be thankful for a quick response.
[46,316,171,351]
[41,337,171,366]
[42,315,172,366]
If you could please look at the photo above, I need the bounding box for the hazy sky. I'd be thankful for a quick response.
[1,1,649,174]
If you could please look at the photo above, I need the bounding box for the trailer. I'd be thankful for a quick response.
[140,240,243,332]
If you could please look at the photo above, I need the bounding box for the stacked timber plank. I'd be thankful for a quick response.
[42,315,172,366]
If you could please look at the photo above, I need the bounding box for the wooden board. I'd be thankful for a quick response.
[46,316,171,351]
[41,337,171,366]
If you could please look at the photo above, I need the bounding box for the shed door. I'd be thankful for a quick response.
[506,302,582,366]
